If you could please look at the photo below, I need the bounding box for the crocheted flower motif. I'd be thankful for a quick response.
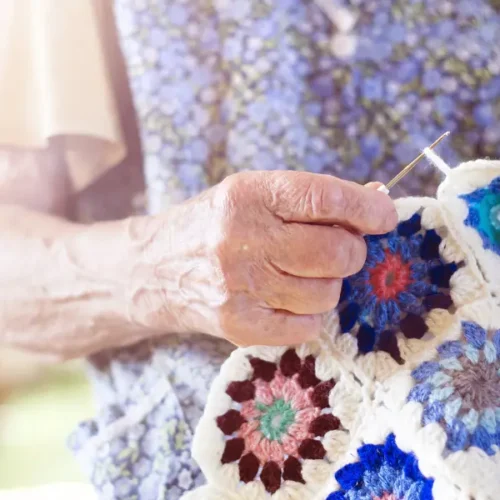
[460,176,500,255]
[338,213,460,363]
[215,349,339,494]
[327,434,434,500]
[409,321,500,456]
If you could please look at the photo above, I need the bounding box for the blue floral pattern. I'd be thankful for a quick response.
[409,321,500,456]
[73,335,233,499]
[338,213,461,363]
[327,434,434,500]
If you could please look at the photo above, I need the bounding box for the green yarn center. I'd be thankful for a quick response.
[478,193,500,245]
[257,399,296,442]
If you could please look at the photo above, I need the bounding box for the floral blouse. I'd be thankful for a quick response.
[69,0,500,498]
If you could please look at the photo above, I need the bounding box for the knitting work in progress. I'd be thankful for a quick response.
[186,160,500,500]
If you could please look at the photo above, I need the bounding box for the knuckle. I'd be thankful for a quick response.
[339,188,366,223]
[325,279,343,308]
[350,236,368,273]
[336,233,366,277]
[383,202,399,232]
[217,172,254,210]
[301,177,331,220]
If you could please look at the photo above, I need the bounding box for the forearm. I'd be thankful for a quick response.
[0,205,150,359]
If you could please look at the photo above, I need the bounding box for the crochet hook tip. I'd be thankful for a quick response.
[383,131,451,191]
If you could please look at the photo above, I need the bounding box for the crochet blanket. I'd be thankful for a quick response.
[184,160,500,500]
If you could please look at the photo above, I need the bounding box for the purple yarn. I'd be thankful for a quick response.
[408,383,432,403]
[462,321,487,348]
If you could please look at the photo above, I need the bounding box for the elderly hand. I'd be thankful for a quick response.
[128,171,397,347]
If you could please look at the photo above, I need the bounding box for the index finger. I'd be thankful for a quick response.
[264,171,398,234]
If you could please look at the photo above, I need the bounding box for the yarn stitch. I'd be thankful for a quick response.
[215,349,339,494]
[337,213,461,363]
[189,160,500,500]
[326,434,434,500]
[460,176,500,256]
[408,321,500,456]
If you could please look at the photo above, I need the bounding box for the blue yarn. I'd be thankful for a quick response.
[429,263,458,288]
[366,240,386,265]
[465,208,481,227]
[408,383,432,403]
[420,230,442,260]
[357,444,384,470]
[350,490,372,500]
[463,189,484,203]
[361,470,384,497]
[408,233,424,258]
[360,295,377,317]
[397,213,422,237]
[411,361,440,382]
[437,340,463,358]
[339,280,351,302]
[446,419,469,452]
[387,236,400,254]
[352,283,373,302]
[422,401,444,425]
[403,454,424,482]
[492,329,500,354]
[399,238,413,261]
[335,462,366,490]
[410,262,427,280]
[328,434,434,500]
[460,178,500,256]
[462,321,487,349]
[471,425,494,455]
[340,303,361,333]
[350,269,370,286]
[394,476,413,497]
[326,493,346,500]
[378,465,398,491]
[420,480,435,500]
[374,301,389,331]
[367,231,389,241]
[405,481,423,500]
[383,434,406,468]
[357,324,377,353]
[385,299,401,324]
[408,281,435,297]
[398,291,418,308]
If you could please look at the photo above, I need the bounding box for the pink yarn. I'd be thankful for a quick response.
[294,407,320,425]
[255,380,274,406]
[241,401,261,420]
[269,371,287,398]
[281,434,300,456]
[281,377,302,402]
[244,428,265,453]
[239,420,260,439]
[287,423,311,441]
[236,368,323,464]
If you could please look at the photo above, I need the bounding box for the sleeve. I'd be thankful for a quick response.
[0,0,126,192]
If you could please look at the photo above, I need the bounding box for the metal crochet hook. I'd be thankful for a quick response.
[377,131,451,194]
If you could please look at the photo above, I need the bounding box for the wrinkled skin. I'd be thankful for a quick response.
[0,170,396,358]
[126,171,397,347]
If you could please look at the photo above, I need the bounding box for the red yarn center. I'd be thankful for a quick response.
[369,249,412,300]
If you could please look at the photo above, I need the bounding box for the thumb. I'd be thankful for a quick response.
[364,181,384,190]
